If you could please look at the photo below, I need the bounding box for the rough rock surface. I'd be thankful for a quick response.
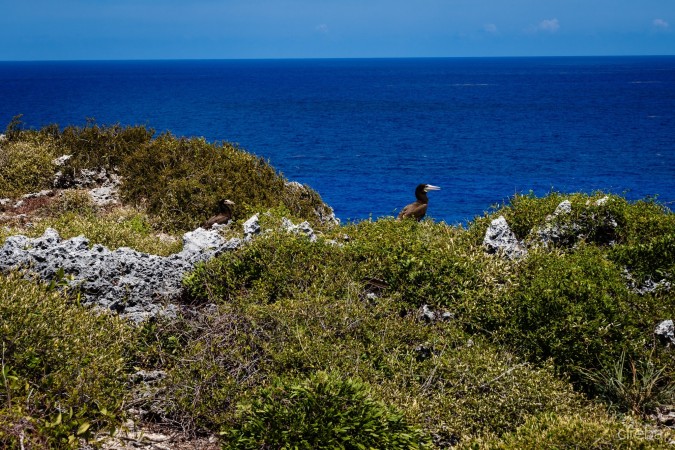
[282,217,317,242]
[624,269,673,296]
[655,320,675,346]
[553,199,573,215]
[0,212,320,322]
[243,213,261,240]
[416,304,454,323]
[533,197,619,248]
[89,175,121,206]
[52,158,123,206]
[90,420,219,450]
[0,227,241,322]
[533,200,578,247]
[483,216,528,259]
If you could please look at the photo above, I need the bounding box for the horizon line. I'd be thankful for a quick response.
[2,54,675,63]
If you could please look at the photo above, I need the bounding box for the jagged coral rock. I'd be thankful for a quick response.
[0,227,241,322]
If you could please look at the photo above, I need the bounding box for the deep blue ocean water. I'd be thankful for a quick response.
[1,57,674,224]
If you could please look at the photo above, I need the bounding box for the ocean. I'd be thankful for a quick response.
[1,56,674,224]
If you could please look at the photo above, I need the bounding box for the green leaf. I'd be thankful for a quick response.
[77,422,91,435]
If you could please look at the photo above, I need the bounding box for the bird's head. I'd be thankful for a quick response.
[415,184,441,196]
[218,199,235,211]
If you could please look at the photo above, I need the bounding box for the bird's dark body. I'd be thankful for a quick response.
[397,184,440,221]
[202,199,234,229]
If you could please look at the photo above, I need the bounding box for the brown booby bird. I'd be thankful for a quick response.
[202,199,235,229]
[397,184,441,221]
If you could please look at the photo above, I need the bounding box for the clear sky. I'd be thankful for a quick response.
[2,0,674,60]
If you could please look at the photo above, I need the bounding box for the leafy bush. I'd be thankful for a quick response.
[119,133,330,231]
[176,234,581,443]
[42,207,182,256]
[186,218,491,309]
[47,190,97,216]
[495,245,641,382]
[342,219,489,307]
[609,200,675,285]
[471,192,672,246]
[1,207,182,256]
[0,140,57,198]
[480,191,569,240]
[0,408,48,449]
[224,371,431,450]
[55,121,154,175]
[185,229,355,305]
[157,306,267,432]
[463,193,675,402]
[4,120,332,232]
[0,274,133,448]
[479,411,674,450]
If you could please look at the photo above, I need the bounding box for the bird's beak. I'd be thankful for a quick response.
[425,185,441,191]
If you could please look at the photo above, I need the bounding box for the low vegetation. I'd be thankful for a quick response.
[225,371,431,449]
[1,120,674,448]
[1,116,330,231]
[0,275,133,448]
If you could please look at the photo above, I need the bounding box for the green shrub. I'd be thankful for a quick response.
[2,207,182,256]
[528,196,628,248]
[56,121,154,174]
[119,133,329,231]
[186,218,490,309]
[484,191,569,240]
[494,245,648,385]
[176,262,582,442]
[610,213,675,285]
[185,230,355,305]
[47,190,97,216]
[0,274,133,448]
[157,306,267,432]
[479,411,674,450]
[581,351,675,416]
[3,121,331,232]
[0,140,57,198]
[224,371,431,450]
[342,219,487,307]
[0,408,48,449]
[44,208,182,256]
[470,192,673,249]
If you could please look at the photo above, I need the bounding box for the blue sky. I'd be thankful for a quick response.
[2,0,674,60]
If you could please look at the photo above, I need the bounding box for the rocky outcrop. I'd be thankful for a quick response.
[655,320,675,346]
[52,156,123,206]
[282,217,317,242]
[482,201,671,298]
[533,200,579,247]
[624,269,673,296]
[243,213,262,240]
[531,197,619,248]
[417,304,454,323]
[0,212,321,322]
[483,216,528,259]
[0,226,241,322]
[484,198,624,260]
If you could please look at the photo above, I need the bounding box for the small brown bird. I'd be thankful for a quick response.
[202,199,235,229]
[397,184,441,221]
